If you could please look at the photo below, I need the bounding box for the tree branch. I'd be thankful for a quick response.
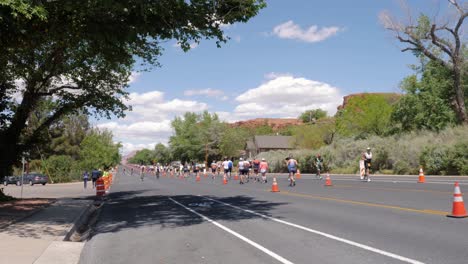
[430,24,454,57]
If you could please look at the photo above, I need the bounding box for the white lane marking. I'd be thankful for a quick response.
[169,198,294,264]
[202,196,425,264]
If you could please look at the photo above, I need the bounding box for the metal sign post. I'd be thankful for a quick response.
[21,157,25,199]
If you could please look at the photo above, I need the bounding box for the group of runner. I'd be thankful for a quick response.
[126,147,373,185]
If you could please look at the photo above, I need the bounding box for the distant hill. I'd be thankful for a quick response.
[337,93,401,111]
[230,118,303,131]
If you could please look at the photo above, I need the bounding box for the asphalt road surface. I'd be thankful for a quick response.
[79,169,468,264]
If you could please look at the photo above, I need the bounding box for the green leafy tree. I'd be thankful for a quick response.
[391,61,457,132]
[0,0,266,177]
[154,143,171,165]
[220,127,249,158]
[299,109,327,123]
[128,149,154,165]
[336,94,393,137]
[79,129,121,170]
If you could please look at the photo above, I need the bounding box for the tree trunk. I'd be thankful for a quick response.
[453,68,467,124]
[0,86,39,178]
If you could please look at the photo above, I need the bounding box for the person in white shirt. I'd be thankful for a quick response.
[364,147,372,182]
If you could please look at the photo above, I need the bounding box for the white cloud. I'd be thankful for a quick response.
[128,71,141,84]
[121,142,158,156]
[273,20,341,43]
[184,88,224,97]
[234,75,342,118]
[97,90,209,154]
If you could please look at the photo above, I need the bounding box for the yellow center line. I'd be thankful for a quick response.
[334,184,451,195]
[279,191,447,216]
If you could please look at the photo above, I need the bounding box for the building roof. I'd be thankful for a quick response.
[254,135,294,149]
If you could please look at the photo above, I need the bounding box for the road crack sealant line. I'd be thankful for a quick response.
[201,196,425,264]
[168,197,294,264]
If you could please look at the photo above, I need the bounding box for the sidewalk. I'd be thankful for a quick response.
[0,198,92,264]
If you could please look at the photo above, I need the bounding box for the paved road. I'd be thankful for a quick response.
[79,169,468,264]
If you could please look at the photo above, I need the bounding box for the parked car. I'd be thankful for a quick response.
[2,175,20,186]
[18,173,48,186]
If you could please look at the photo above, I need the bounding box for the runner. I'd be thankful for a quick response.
[286,155,298,187]
[314,154,323,180]
[364,147,372,182]
[140,164,146,181]
[183,163,189,178]
[194,162,200,178]
[252,158,260,182]
[244,159,250,183]
[156,163,160,179]
[211,160,218,179]
[222,157,230,180]
[130,167,134,176]
[359,152,366,180]
[227,157,233,179]
[259,158,268,183]
[238,158,247,184]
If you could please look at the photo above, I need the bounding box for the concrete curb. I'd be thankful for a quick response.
[63,200,95,241]
[0,199,56,229]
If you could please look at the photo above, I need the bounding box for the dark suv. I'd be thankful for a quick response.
[2,175,20,186]
[19,173,48,186]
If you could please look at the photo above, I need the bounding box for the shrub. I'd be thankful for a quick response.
[43,155,80,183]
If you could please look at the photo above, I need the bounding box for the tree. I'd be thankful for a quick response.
[153,143,171,165]
[336,94,394,137]
[380,0,467,123]
[0,0,266,177]
[128,149,154,165]
[219,127,249,158]
[299,109,327,123]
[79,129,121,170]
[391,60,457,132]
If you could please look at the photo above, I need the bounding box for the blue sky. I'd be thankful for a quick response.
[96,0,447,154]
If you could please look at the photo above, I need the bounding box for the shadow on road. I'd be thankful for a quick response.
[90,190,287,238]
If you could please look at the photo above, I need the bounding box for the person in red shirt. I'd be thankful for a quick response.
[252,158,261,182]
[259,158,269,183]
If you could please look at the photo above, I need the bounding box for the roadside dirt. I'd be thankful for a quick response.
[0,198,53,227]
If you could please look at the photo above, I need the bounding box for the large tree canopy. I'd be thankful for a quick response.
[0,0,266,176]
[380,0,467,123]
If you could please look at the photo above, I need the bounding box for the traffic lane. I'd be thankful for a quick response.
[173,195,411,264]
[184,176,455,214]
[2,181,95,199]
[80,174,283,264]
[166,177,468,264]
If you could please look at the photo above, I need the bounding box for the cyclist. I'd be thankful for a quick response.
[259,158,268,183]
[364,147,372,182]
[286,155,298,187]
[314,154,323,180]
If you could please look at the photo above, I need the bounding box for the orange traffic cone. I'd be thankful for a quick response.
[447,182,468,218]
[234,173,239,180]
[271,177,280,192]
[223,175,228,185]
[196,174,201,182]
[417,167,425,183]
[324,173,332,187]
[296,169,301,179]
